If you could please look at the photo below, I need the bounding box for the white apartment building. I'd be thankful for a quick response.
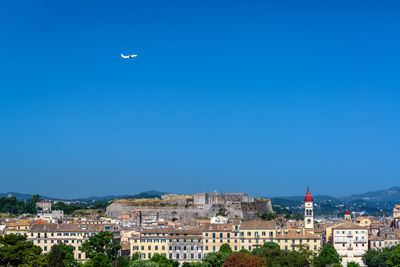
[332,222,368,266]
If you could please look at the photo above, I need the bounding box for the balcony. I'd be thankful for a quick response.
[347,247,353,250]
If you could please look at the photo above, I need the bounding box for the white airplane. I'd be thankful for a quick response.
[121,53,137,59]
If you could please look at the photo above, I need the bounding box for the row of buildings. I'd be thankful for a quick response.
[1,190,400,266]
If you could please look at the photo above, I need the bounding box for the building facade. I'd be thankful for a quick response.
[332,222,368,266]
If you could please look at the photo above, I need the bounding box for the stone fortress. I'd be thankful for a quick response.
[106,191,272,224]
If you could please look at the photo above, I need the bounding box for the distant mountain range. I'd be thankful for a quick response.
[2,186,400,204]
[270,186,400,203]
[342,186,400,202]
[0,191,165,203]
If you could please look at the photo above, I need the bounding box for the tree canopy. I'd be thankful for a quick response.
[314,244,341,267]
[81,231,121,266]
[0,234,46,266]
[47,243,79,267]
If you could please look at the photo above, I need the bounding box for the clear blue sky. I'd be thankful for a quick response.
[1,1,399,199]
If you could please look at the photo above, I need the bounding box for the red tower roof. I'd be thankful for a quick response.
[304,187,313,202]
[345,210,350,215]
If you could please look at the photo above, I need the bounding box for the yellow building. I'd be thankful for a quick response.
[28,223,119,262]
[168,228,203,261]
[131,228,169,260]
[203,223,240,255]
[131,228,203,262]
[354,216,373,227]
[275,228,321,252]
[5,219,32,236]
[393,205,400,219]
[239,220,276,251]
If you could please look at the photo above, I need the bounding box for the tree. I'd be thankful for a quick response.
[52,202,85,215]
[32,194,41,203]
[257,212,277,220]
[48,243,79,267]
[297,244,316,266]
[363,248,396,267]
[252,242,309,267]
[314,244,341,267]
[149,253,179,267]
[115,256,130,267]
[223,252,266,267]
[0,234,46,266]
[386,245,400,266]
[219,244,233,254]
[202,251,230,267]
[131,252,141,261]
[81,231,121,264]
[347,262,360,267]
[130,259,159,267]
[83,252,112,267]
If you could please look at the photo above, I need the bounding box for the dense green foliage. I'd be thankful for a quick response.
[363,245,400,267]
[52,202,85,215]
[0,196,38,215]
[252,242,312,267]
[81,231,122,265]
[314,244,341,267]
[47,243,79,267]
[257,212,277,220]
[0,234,46,266]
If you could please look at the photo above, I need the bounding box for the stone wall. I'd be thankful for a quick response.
[106,197,273,224]
[193,192,252,205]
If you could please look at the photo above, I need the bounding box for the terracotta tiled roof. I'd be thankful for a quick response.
[240,220,276,230]
[332,222,368,230]
[369,236,384,241]
[276,229,321,239]
[203,223,234,232]
[30,223,114,232]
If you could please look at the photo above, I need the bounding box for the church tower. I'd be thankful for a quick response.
[304,186,314,229]
[344,210,351,221]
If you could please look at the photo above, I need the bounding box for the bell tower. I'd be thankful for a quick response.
[304,186,314,229]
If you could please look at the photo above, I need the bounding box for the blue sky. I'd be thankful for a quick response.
[1,1,399,198]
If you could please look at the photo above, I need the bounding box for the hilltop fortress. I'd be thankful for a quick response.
[106,192,272,224]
